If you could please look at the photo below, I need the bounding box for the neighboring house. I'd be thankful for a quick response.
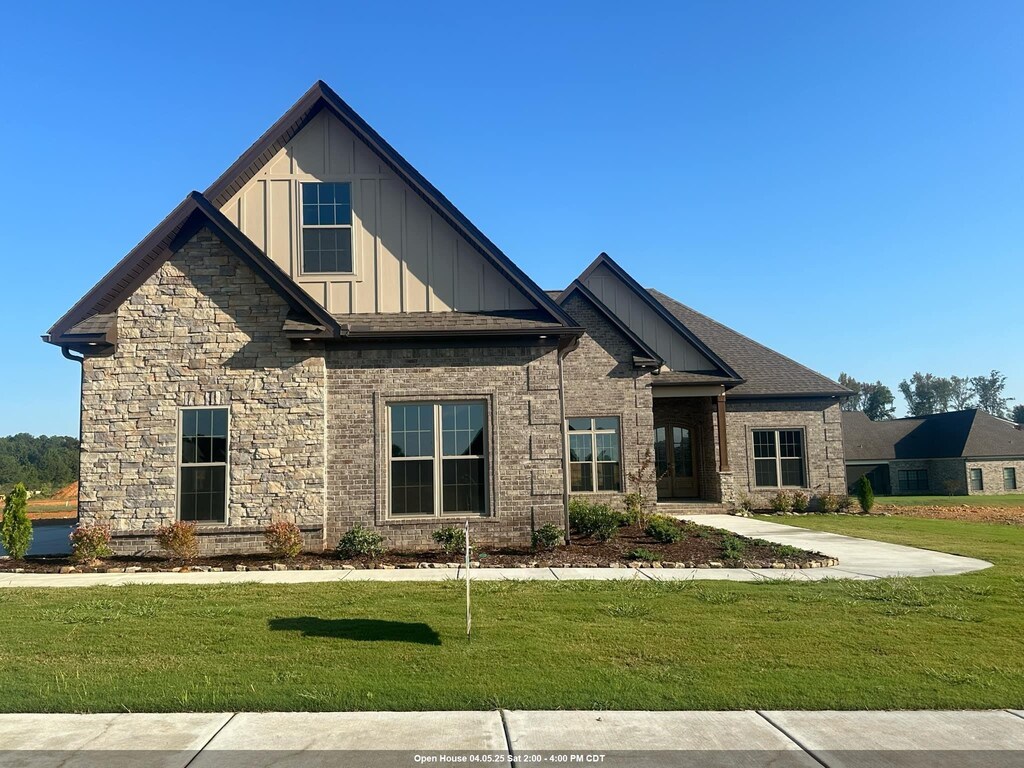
[843,409,1024,496]
[44,82,850,554]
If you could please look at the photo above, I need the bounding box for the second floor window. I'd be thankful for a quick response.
[301,182,353,273]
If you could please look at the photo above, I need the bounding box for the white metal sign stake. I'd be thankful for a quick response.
[465,519,472,640]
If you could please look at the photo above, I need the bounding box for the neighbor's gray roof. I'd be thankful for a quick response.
[843,409,1024,461]
[646,290,850,398]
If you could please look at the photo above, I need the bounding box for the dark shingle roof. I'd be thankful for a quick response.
[647,289,849,398]
[336,310,569,337]
[653,371,744,387]
[843,409,1024,460]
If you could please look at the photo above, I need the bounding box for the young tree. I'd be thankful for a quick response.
[1012,404,1024,426]
[0,483,33,560]
[861,382,896,421]
[838,372,863,412]
[971,370,1013,419]
[899,372,942,416]
[855,475,875,514]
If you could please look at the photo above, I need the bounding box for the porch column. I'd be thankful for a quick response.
[716,393,730,472]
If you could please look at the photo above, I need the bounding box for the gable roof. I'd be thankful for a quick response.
[204,80,576,330]
[648,289,850,398]
[555,280,664,366]
[568,253,741,380]
[44,192,341,347]
[844,409,1024,461]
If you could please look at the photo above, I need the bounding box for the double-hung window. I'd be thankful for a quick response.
[568,417,621,492]
[389,402,488,517]
[179,408,228,523]
[752,429,805,487]
[970,468,984,491]
[301,182,353,273]
[1004,468,1017,491]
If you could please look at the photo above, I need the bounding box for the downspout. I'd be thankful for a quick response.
[557,335,580,545]
[61,346,85,524]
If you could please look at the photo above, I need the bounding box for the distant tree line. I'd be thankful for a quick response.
[839,370,1017,422]
[0,434,79,495]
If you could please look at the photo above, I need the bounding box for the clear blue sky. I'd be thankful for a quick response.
[1,1,1021,436]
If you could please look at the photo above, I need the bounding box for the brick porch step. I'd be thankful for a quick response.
[655,501,732,515]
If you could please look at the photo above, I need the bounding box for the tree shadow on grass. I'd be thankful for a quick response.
[268,617,442,645]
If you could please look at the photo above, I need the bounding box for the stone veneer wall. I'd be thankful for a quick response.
[325,342,565,551]
[726,398,846,507]
[79,228,327,555]
[560,293,656,509]
[965,459,1024,495]
[886,457,1024,496]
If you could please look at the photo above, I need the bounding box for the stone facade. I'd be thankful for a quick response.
[726,398,847,508]
[884,457,1024,496]
[79,229,327,555]
[559,293,656,509]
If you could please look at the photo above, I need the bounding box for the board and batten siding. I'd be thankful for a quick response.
[581,262,714,371]
[220,111,534,315]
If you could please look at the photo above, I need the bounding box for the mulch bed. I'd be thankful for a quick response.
[0,521,832,574]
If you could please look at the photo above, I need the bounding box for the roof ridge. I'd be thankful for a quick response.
[646,288,849,395]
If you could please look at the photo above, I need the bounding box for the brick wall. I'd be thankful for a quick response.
[560,293,656,509]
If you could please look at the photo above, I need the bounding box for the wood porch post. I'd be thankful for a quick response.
[716,393,730,472]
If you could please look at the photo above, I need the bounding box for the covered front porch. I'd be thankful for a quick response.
[651,385,733,506]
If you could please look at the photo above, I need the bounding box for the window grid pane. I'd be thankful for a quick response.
[301,182,353,274]
[567,417,620,493]
[753,430,804,488]
[180,408,228,523]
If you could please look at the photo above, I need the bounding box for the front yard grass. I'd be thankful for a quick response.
[0,516,1022,712]
[876,494,1024,507]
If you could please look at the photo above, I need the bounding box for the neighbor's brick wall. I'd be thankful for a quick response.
[79,228,327,556]
[727,398,846,507]
[325,343,565,551]
[560,293,656,509]
[887,458,966,495]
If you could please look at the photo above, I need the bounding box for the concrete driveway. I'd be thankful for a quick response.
[1,710,1022,767]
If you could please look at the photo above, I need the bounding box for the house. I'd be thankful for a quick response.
[843,409,1024,496]
[44,82,850,554]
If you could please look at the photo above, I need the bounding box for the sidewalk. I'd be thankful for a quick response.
[1,710,1022,767]
[0,515,992,588]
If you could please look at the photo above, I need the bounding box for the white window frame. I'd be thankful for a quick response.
[176,406,230,525]
[567,417,623,493]
[298,180,355,276]
[751,428,807,489]
[387,401,490,519]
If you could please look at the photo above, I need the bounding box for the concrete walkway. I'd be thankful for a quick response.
[1,710,1022,767]
[0,515,991,588]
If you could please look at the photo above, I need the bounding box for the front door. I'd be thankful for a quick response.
[654,424,699,499]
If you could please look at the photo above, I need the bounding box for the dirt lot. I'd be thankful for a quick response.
[24,481,78,520]
[874,504,1024,525]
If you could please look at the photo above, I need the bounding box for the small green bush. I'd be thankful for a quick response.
[838,494,854,512]
[337,524,387,559]
[264,521,303,559]
[531,523,563,551]
[568,498,621,541]
[645,514,683,544]
[856,475,875,513]
[156,521,199,562]
[768,491,794,514]
[0,483,32,560]
[622,492,644,525]
[791,491,809,513]
[626,547,659,562]
[721,534,747,560]
[432,526,466,556]
[69,524,112,564]
[818,492,841,514]
[734,494,754,513]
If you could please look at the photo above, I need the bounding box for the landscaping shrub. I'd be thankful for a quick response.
[568,498,621,541]
[432,526,466,556]
[645,514,683,544]
[818,492,841,514]
[264,521,303,559]
[791,491,809,513]
[337,524,387,559]
[856,475,875,514]
[721,535,747,561]
[156,522,199,562]
[622,492,644,526]
[0,483,32,560]
[768,491,794,514]
[626,547,659,562]
[837,494,854,513]
[531,523,563,551]
[734,494,754,514]
[69,524,112,564]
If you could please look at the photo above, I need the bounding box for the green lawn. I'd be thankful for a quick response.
[876,494,1024,507]
[1,516,1022,712]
